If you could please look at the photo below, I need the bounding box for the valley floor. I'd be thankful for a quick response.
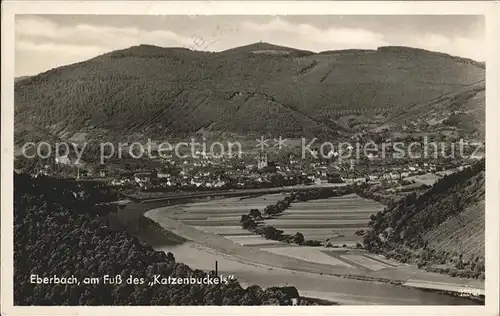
[144,193,484,305]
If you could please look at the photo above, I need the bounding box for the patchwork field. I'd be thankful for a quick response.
[340,254,394,271]
[161,192,398,270]
[168,193,381,244]
[224,235,282,246]
[262,246,356,268]
[261,194,382,244]
[167,193,286,246]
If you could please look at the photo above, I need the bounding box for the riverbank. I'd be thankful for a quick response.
[155,241,480,305]
[144,203,483,305]
[107,188,483,305]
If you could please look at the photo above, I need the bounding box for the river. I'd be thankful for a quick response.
[109,199,480,306]
[155,242,478,305]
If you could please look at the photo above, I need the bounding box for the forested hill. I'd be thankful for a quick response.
[15,76,31,83]
[13,174,304,305]
[363,160,485,279]
[14,43,484,140]
[384,81,485,139]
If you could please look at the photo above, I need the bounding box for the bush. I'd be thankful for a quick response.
[259,226,284,241]
[302,240,322,247]
[249,209,262,219]
[293,232,305,245]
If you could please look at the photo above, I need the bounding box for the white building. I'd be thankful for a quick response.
[55,156,72,165]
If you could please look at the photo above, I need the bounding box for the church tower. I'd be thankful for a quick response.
[258,152,268,169]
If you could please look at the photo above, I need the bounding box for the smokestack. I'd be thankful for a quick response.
[215,260,218,276]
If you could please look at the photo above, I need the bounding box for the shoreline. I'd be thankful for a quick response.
[142,204,484,304]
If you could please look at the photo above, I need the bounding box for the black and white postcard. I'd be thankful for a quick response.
[1,1,499,316]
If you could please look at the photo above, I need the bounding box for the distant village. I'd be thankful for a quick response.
[19,143,474,195]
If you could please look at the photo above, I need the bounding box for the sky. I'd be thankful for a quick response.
[15,15,485,77]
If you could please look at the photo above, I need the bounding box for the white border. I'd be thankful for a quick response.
[1,1,499,316]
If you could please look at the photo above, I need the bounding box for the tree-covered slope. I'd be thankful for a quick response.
[14,43,485,139]
[14,174,303,305]
[385,81,485,139]
[363,160,485,279]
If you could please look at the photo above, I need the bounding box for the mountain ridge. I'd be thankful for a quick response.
[14,42,485,141]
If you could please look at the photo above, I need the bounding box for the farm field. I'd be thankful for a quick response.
[261,246,356,268]
[191,225,254,236]
[404,173,443,186]
[340,254,394,271]
[363,253,403,267]
[225,235,282,246]
[260,193,382,244]
[167,193,287,247]
[161,192,390,268]
[167,193,383,248]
